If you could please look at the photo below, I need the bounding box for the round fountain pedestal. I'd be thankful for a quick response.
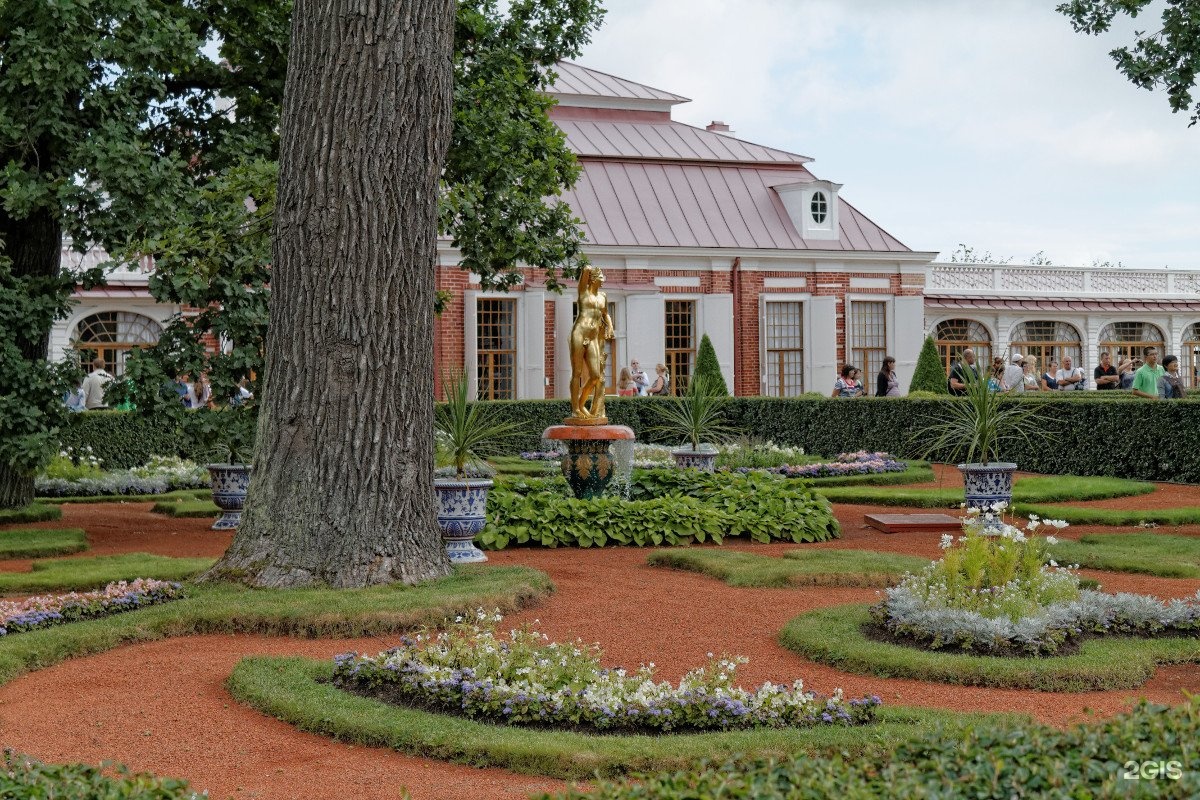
[543,424,635,499]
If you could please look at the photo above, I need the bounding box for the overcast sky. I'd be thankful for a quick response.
[573,0,1199,268]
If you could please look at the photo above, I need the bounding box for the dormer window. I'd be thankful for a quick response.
[810,192,828,224]
[772,179,841,241]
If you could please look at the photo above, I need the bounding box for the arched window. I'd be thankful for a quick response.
[71,311,162,377]
[1098,322,1164,366]
[1183,323,1200,390]
[934,319,992,375]
[1010,321,1081,373]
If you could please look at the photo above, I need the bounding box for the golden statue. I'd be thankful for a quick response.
[567,265,615,424]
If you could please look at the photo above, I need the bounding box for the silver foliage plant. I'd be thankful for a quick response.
[878,585,1200,656]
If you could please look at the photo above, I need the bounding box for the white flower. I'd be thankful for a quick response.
[939,534,954,550]
[1045,536,1058,546]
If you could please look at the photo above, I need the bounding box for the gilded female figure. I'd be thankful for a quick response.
[568,266,615,423]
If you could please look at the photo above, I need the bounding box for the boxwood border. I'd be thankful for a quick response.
[780,604,1200,692]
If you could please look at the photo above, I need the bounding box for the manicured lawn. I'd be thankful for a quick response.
[229,655,1014,781]
[0,566,553,687]
[815,475,1155,507]
[781,604,1200,692]
[647,549,928,588]
[801,461,935,488]
[1049,533,1200,578]
[0,554,215,593]
[0,504,62,524]
[1017,502,1200,527]
[0,529,88,559]
[151,499,221,518]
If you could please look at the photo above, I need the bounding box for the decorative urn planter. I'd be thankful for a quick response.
[672,449,718,472]
[206,463,252,531]
[433,478,493,564]
[957,462,1018,515]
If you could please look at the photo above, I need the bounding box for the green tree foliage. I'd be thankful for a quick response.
[1058,0,1200,126]
[0,0,289,506]
[123,0,606,410]
[909,336,949,394]
[693,334,729,396]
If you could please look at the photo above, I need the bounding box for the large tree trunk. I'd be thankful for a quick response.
[0,203,62,510]
[206,0,455,587]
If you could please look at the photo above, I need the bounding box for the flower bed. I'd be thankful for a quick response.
[333,611,879,733]
[758,451,909,479]
[0,579,185,636]
[36,456,209,498]
[869,510,1200,655]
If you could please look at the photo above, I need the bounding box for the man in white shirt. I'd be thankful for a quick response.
[80,358,113,410]
[630,360,650,396]
[1001,353,1025,393]
[1056,356,1085,390]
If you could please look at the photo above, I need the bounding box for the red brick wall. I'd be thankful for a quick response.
[433,268,470,399]
[732,271,924,397]
[435,263,924,400]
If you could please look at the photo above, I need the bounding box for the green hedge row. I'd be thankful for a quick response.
[481,395,1200,484]
[57,411,208,470]
[543,697,1200,800]
[60,395,1200,482]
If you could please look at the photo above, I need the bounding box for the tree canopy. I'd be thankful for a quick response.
[121,0,605,411]
[1058,0,1200,126]
[0,0,288,506]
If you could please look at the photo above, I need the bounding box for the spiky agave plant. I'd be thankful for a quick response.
[652,374,734,452]
[435,372,520,478]
[917,359,1046,465]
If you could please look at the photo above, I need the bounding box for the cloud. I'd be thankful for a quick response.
[577,0,1199,267]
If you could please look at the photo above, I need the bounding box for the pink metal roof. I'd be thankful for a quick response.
[548,61,690,103]
[925,296,1200,312]
[557,118,811,165]
[559,160,910,252]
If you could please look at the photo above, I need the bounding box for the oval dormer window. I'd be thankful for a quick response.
[810,191,828,224]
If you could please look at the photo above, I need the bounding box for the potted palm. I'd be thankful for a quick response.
[919,359,1043,514]
[190,407,256,530]
[434,373,519,563]
[653,375,733,471]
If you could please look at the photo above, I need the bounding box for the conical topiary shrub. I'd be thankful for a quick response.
[693,334,729,396]
[909,336,949,394]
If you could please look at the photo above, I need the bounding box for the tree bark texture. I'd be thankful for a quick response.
[0,196,62,509]
[209,0,456,587]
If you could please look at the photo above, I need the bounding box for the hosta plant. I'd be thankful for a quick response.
[335,610,880,733]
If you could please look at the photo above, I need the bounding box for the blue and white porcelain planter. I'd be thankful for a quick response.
[672,449,718,472]
[433,478,492,564]
[206,463,252,531]
[958,462,1017,517]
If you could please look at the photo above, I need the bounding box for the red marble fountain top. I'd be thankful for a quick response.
[542,424,636,441]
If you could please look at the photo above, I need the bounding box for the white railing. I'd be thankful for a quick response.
[61,241,153,284]
[927,262,1200,298]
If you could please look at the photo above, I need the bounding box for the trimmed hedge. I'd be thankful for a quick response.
[0,752,195,799]
[542,697,1200,799]
[60,395,1200,482]
[57,411,206,470]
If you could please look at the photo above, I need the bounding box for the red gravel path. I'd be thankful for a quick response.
[0,475,1198,799]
